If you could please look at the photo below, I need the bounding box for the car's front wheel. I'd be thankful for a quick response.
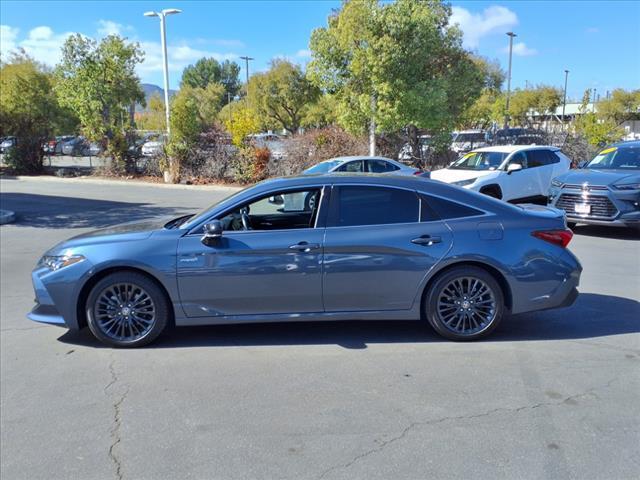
[86,272,170,348]
[425,266,504,341]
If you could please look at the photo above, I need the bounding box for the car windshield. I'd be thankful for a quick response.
[304,160,342,174]
[449,151,507,170]
[586,146,640,170]
[454,133,486,143]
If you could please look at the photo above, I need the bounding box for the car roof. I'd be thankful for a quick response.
[470,145,559,154]
[609,140,640,148]
[456,129,485,134]
[325,156,397,163]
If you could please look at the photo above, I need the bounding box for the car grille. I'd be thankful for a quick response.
[563,184,608,191]
[556,194,618,218]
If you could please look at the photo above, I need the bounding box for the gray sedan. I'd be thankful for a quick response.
[29,174,581,347]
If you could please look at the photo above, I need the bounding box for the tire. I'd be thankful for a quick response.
[567,222,577,229]
[424,266,504,341]
[86,272,170,348]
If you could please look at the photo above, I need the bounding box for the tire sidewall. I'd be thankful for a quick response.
[86,272,169,348]
[425,266,504,341]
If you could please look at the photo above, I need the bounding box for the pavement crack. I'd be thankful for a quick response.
[105,355,129,480]
[316,377,619,479]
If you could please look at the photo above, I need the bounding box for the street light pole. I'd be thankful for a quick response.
[239,56,254,87]
[505,31,517,128]
[144,8,181,137]
[562,69,569,124]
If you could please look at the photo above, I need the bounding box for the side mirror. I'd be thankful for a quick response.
[201,220,223,245]
[507,163,523,174]
[578,160,588,169]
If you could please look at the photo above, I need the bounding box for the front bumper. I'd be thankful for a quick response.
[548,185,640,228]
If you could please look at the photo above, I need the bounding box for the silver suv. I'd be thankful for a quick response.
[548,140,640,230]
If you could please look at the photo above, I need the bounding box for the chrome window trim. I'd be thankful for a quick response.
[186,184,328,236]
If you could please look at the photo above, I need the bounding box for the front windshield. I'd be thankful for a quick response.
[449,151,507,170]
[586,146,640,170]
[304,160,341,174]
[179,186,252,230]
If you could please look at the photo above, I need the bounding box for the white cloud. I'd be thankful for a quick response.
[96,20,133,37]
[507,42,538,56]
[137,40,239,75]
[0,25,19,59]
[296,49,312,58]
[1,25,75,65]
[450,5,518,48]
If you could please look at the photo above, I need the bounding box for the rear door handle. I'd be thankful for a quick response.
[288,242,320,252]
[411,235,442,246]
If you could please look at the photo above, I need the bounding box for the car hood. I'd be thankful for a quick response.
[555,169,639,186]
[51,219,164,252]
[430,168,497,183]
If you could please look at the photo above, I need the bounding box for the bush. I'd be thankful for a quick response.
[269,126,368,177]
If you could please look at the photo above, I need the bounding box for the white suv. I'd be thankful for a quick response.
[430,145,571,203]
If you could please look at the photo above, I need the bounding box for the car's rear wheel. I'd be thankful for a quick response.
[425,266,504,341]
[86,272,169,348]
[567,222,577,229]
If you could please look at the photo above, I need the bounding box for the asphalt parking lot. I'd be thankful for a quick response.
[1,176,639,480]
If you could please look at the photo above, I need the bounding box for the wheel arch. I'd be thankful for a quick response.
[479,184,503,199]
[419,260,513,320]
[76,266,175,330]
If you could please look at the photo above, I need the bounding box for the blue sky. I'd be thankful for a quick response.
[1,1,639,100]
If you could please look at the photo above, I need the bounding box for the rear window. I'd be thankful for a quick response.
[332,186,419,227]
[421,195,484,220]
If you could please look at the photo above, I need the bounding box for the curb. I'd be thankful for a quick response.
[0,209,16,225]
[2,174,243,192]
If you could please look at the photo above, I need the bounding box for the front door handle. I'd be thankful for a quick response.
[411,235,442,246]
[288,242,320,252]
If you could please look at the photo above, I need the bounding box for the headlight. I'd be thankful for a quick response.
[551,179,564,188]
[612,183,640,191]
[453,178,478,187]
[39,254,86,271]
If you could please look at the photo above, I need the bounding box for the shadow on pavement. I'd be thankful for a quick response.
[0,192,187,229]
[572,224,639,241]
[58,293,639,350]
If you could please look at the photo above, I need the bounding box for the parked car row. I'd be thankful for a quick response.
[305,140,640,231]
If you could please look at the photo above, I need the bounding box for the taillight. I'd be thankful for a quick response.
[531,229,573,248]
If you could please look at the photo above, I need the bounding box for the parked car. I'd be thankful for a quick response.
[430,145,571,203]
[451,130,488,153]
[304,156,421,176]
[43,135,75,155]
[28,174,581,347]
[249,133,286,160]
[0,136,17,154]
[548,140,640,230]
[398,135,432,162]
[61,136,86,156]
[141,135,165,157]
[492,127,548,146]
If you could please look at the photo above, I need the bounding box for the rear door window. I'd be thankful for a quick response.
[330,186,419,227]
[367,160,400,173]
[337,160,365,172]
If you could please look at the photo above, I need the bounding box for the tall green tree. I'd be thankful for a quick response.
[0,52,76,172]
[597,89,640,125]
[248,59,320,134]
[458,56,505,128]
[55,34,145,171]
[181,57,241,103]
[308,0,485,162]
